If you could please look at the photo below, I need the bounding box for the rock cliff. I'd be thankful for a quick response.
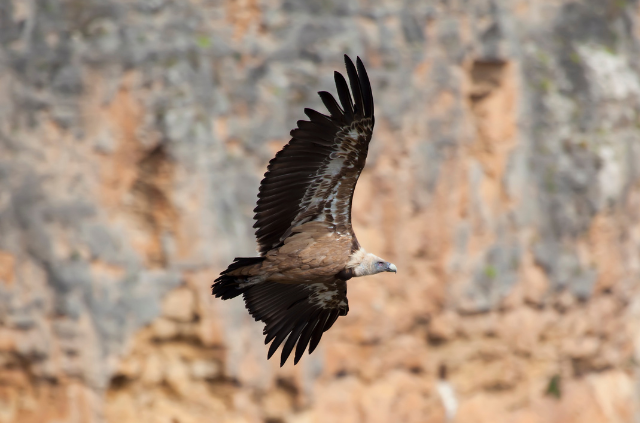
[1,0,640,422]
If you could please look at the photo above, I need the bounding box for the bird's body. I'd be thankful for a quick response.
[212,55,396,366]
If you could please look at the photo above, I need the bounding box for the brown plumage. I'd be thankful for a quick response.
[212,55,397,366]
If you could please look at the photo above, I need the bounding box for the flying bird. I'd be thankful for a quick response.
[212,55,396,366]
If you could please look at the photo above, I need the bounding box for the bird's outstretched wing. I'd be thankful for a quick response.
[253,55,375,255]
[243,280,348,366]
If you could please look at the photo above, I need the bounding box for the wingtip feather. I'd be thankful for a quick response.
[333,71,354,121]
[344,55,364,118]
[355,56,374,118]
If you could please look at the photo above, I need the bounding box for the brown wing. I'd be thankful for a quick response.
[253,55,375,255]
[243,279,348,366]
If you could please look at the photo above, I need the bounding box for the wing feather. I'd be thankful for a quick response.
[295,121,337,140]
[344,55,364,119]
[334,71,354,121]
[308,311,330,354]
[324,308,341,332]
[290,129,336,144]
[243,281,348,366]
[254,55,375,255]
[356,57,374,118]
[258,188,309,199]
[294,317,321,364]
[318,91,345,120]
[303,108,335,124]
[259,172,316,183]
[280,319,310,366]
[268,321,296,359]
[254,196,306,213]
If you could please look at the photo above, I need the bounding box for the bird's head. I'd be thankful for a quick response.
[353,252,397,276]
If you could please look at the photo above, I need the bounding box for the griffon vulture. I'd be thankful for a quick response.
[212,55,396,366]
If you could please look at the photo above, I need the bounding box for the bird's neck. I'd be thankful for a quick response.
[347,249,380,277]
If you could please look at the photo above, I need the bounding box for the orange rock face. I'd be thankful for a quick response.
[1,0,640,422]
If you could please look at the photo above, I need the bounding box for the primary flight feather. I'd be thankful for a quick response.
[212,55,396,366]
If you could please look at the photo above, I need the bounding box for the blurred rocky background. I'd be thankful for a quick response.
[1,0,640,422]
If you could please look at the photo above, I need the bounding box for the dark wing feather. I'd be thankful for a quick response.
[318,91,345,121]
[344,57,364,119]
[253,55,375,255]
[243,280,349,366]
[356,57,374,118]
[334,71,354,121]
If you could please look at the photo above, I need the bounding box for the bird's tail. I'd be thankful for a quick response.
[212,257,266,300]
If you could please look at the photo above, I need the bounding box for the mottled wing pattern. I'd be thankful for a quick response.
[253,55,375,255]
[243,280,348,366]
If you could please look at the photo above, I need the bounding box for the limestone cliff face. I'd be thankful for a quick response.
[1,0,640,422]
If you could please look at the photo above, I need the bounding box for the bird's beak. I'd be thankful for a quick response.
[386,263,397,273]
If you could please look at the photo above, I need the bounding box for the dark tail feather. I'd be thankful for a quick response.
[212,257,265,300]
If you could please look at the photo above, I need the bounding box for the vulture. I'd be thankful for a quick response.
[212,55,396,366]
